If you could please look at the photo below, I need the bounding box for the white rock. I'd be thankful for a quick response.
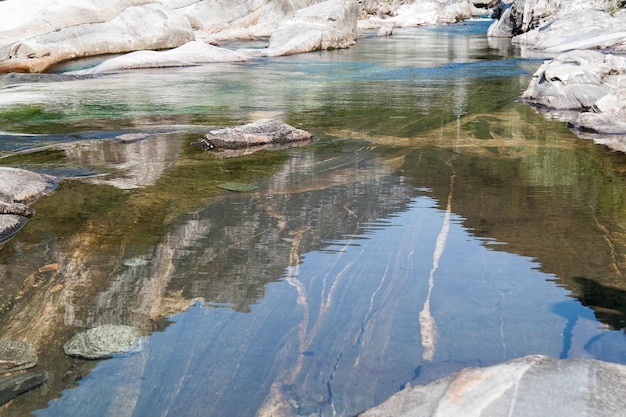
[488,0,626,51]
[359,355,626,417]
[522,50,626,135]
[239,0,358,57]
[75,41,249,74]
[0,0,195,73]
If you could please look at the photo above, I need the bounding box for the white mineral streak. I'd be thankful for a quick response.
[419,163,455,361]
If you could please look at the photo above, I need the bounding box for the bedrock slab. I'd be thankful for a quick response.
[358,355,626,417]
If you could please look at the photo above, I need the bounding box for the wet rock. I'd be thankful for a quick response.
[358,355,626,417]
[0,370,47,406]
[63,325,143,359]
[522,50,626,135]
[0,167,57,243]
[0,341,37,373]
[194,119,312,151]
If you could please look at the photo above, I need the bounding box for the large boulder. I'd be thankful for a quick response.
[358,355,626,417]
[240,0,359,57]
[0,167,57,243]
[0,0,195,73]
[488,0,626,52]
[522,50,626,135]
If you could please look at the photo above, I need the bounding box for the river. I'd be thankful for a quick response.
[0,20,625,417]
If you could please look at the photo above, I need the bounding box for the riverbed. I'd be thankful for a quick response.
[0,20,625,417]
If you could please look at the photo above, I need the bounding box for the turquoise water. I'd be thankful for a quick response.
[0,20,625,417]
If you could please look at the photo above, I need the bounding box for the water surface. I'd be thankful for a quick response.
[1,20,626,417]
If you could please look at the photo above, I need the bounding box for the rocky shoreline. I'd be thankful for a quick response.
[1,0,626,413]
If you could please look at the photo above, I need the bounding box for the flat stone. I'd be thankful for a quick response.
[0,370,47,406]
[194,119,312,151]
[358,355,626,417]
[63,325,143,359]
[0,341,37,373]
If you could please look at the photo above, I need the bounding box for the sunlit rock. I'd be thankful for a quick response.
[63,325,143,359]
[488,0,626,52]
[358,0,473,29]
[0,340,37,373]
[522,50,626,135]
[73,41,249,74]
[358,355,626,417]
[0,0,195,73]
[194,119,312,151]
[238,0,358,57]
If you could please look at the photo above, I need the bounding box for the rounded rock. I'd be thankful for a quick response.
[63,325,143,360]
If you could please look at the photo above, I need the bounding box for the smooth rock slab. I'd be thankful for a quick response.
[0,340,37,373]
[63,325,143,359]
[358,355,626,417]
[194,119,312,151]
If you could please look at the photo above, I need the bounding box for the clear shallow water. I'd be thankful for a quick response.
[0,20,626,417]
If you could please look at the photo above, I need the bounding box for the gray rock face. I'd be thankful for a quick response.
[522,50,626,135]
[0,340,37,373]
[194,119,312,151]
[358,355,626,417]
[63,325,143,359]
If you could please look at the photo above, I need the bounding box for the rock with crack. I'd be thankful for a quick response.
[194,119,312,153]
[357,355,626,417]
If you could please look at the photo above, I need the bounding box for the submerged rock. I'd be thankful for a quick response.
[522,50,626,136]
[0,370,47,407]
[358,355,626,417]
[0,340,37,373]
[194,119,312,151]
[63,325,143,359]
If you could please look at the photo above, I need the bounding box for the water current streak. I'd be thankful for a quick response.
[419,161,455,361]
